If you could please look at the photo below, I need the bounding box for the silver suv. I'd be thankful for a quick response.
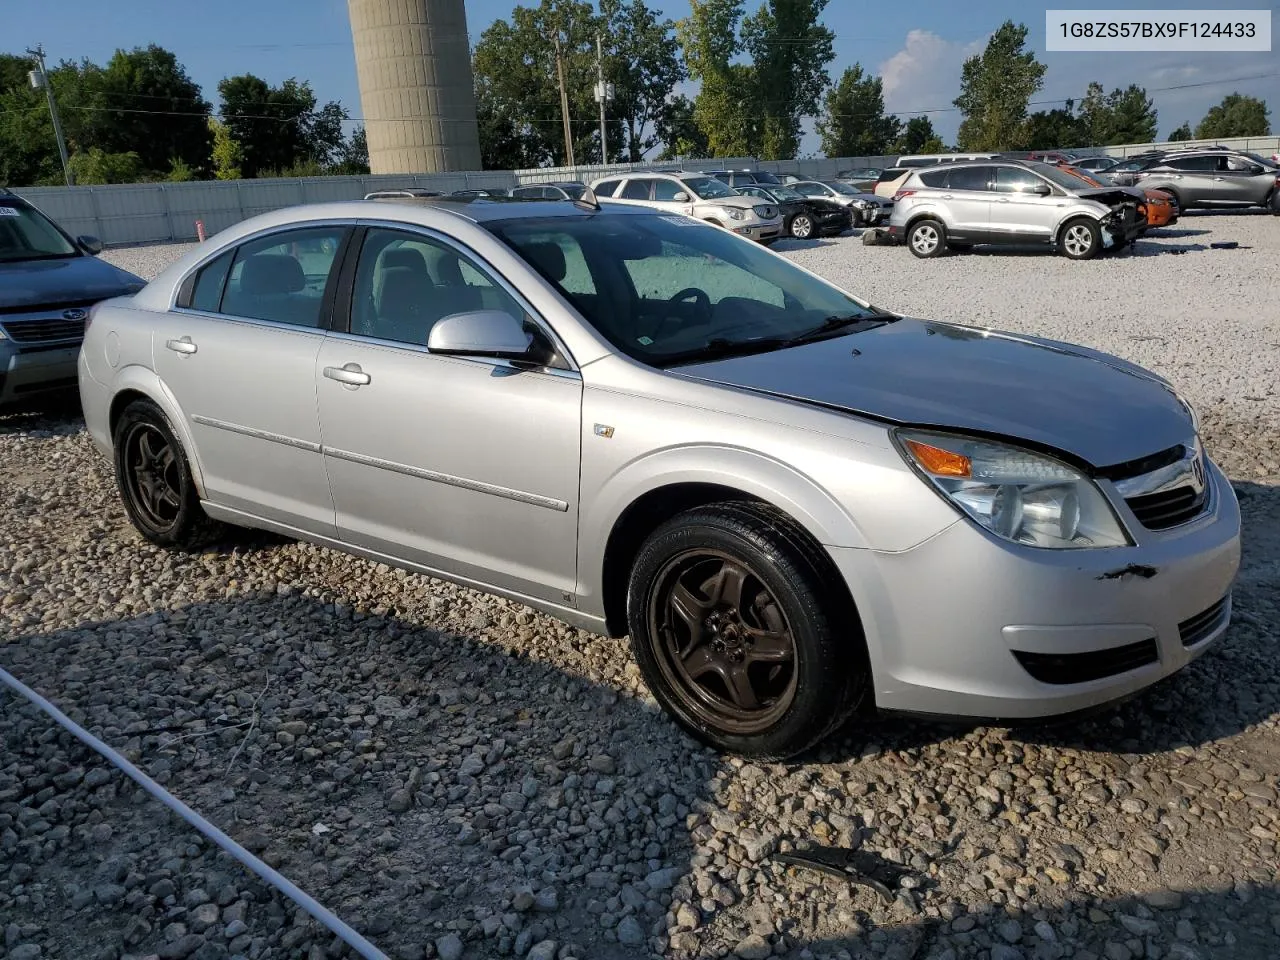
[1111,150,1280,213]
[589,172,782,242]
[887,160,1147,260]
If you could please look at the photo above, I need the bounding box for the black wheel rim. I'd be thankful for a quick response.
[122,422,182,530]
[647,550,798,734]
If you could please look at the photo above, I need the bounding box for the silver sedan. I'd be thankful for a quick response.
[78,196,1241,758]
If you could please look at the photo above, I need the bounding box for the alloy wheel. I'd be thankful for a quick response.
[911,223,940,255]
[123,422,182,529]
[647,550,798,734]
[1063,224,1094,257]
[791,215,813,238]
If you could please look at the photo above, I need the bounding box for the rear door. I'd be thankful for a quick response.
[990,166,1059,242]
[940,166,994,240]
[156,224,350,536]
[1162,155,1218,203]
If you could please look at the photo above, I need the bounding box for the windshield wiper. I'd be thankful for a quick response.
[656,336,792,367]
[787,310,898,344]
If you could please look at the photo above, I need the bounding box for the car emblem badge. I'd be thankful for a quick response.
[63,308,87,321]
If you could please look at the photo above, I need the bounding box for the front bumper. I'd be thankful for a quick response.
[831,458,1241,719]
[0,339,82,406]
[734,221,783,242]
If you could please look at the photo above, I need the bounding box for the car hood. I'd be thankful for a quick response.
[675,317,1191,469]
[701,196,759,210]
[1074,186,1146,206]
[0,255,144,310]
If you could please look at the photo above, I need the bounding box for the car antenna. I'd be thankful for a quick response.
[574,183,601,212]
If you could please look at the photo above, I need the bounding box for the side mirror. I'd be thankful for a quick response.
[1031,183,1052,196]
[78,235,104,255]
[427,310,535,361]
[672,191,690,202]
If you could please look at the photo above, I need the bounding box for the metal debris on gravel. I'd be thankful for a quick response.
[1,213,1278,959]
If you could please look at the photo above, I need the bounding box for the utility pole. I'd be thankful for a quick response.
[553,34,575,167]
[26,45,74,187]
[594,34,609,164]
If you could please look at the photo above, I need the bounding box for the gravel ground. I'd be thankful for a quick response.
[2,213,1278,960]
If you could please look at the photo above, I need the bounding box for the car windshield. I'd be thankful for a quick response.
[488,214,885,367]
[1031,165,1098,190]
[1242,152,1278,169]
[824,181,861,195]
[770,186,806,201]
[0,201,78,262]
[682,176,737,199]
[751,171,781,185]
[559,184,587,199]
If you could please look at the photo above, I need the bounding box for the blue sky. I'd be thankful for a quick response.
[8,0,1277,152]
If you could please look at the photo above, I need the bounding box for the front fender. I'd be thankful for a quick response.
[576,442,869,612]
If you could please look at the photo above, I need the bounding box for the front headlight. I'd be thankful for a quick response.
[895,429,1130,549]
[726,207,747,221]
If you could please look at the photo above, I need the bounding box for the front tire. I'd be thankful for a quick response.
[626,502,866,759]
[1059,217,1101,260]
[113,399,221,549]
[907,219,947,258]
[789,214,814,239]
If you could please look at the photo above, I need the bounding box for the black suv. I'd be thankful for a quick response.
[0,190,144,407]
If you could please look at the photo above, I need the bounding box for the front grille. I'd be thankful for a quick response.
[1179,595,1230,648]
[0,318,86,343]
[1125,484,1207,530]
[0,298,96,317]
[1013,638,1159,685]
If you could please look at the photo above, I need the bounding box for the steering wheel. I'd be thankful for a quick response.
[667,287,714,325]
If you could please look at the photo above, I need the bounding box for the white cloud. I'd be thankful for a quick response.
[877,30,987,142]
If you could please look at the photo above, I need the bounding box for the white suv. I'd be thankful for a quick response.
[589,172,782,242]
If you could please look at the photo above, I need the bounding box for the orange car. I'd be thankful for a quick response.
[1059,163,1178,227]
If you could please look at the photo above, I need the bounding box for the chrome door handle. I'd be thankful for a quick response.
[941,194,953,199]
[324,363,371,386]
[1212,177,1225,181]
[165,337,197,355]
[998,198,1010,203]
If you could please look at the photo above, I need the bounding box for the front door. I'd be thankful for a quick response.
[315,226,583,604]
[155,224,350,536]
[989,166,1059,242]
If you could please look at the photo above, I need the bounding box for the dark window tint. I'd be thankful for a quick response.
[189,250,234,311]
[917,168,949,187]
[620,179,652,200]
[510,186,540,198]
[794,182,825,196]
[220,227,345,328]
[753,171,781,184]
[652,179,686,201]
[594,179,621,196]
[993,167,1047,193]
[947,166,993,191]
[876,169,908,183]
[349,228,523,347]
[712,173,732,183]
[1167,156,1217,171]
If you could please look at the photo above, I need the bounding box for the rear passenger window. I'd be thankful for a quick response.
[653,179,685,201]
[594,179,621,196]
[187,250,234,312]
[948,167,993,192]
[220,227,346,328]
[917,169,948,187]
[620,180,652,200]
[1168,156,1216,171]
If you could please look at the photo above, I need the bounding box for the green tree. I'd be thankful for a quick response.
[599,0,685,162]
[677,0,756,157]
[1022,103,1081,150]
[1168,121,1193,142]
[474,73,545,169]
[816,63,900,158]
[331,125,369,175]
[85,46,211,176]
[1195,93,1270,139]
[217,75,346,178]
[655,93,710,158]
[209,117,243,180]
[894,116,944,154]
[0,53,59,185]
[741,0,834,159]
[953,20,1046,151]
[166,157,197,181]
[1104,84,1157,144]
[67,147,146,184]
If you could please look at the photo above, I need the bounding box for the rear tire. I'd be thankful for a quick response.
[1059,217,1101,260]
[626,502,866,759]
[113,399,221,550]
[907,219,947,258]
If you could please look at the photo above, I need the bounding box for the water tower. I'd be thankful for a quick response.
[347,0,483,174]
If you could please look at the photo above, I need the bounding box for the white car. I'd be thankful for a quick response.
[589,172,782,243]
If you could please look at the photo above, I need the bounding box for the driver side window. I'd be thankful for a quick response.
[349,228,524,348]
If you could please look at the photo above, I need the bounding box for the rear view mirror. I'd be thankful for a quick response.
[427,310,534,361]
[78,234,104,255]
[672,191,690,202]
[1031,183,1052,196]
